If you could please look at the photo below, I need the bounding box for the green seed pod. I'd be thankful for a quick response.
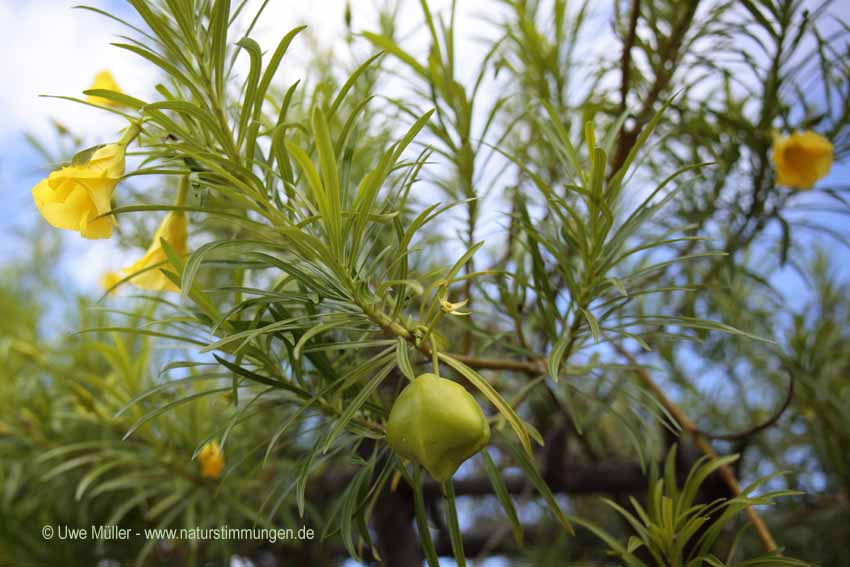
[386,373,490,481]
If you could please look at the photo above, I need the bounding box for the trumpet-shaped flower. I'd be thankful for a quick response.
[100,271,122,294]
[86,70,124,106]
[771,130,833,190]
[197,441,224,480]
[32,143,126,239]
[119,211,188,293]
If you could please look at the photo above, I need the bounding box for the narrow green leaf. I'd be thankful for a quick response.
[254,26,307,123]
[439,354,531,455]
[482,450,523,546]
[503,438,575,535]
[396,337,416,381]
[236,37,262,146]
[410,466,441,567]
[321,362,394,453]
[442,480,466,567]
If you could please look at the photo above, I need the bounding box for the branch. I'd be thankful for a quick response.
[433,525,604,558]
[315,461,650,502]
[609,0,700,177]
[422,461,649,498]
[357,299,547,376]
[615,345,779,553]
[619,0,642,114]
[694,371,794,441]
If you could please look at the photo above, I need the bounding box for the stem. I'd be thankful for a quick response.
[198,63,241,161]
[356,300,546,376]
[442,479,466,566]
[118,120,143,147]
[175,175,189,209]
[432,342,441,377]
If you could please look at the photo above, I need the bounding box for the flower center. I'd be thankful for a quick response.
[783,144,813,172]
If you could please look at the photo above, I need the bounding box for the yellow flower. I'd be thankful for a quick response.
[32,143,126,239]
[100,271,123,294]
[118,211,188,293]
[198,441,224,480]
[438,287,470,316]
[772,130,834,190]
[86,70,124,106]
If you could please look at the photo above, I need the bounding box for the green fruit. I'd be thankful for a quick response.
[386,373,490,481]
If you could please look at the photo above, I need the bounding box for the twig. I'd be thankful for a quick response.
[619,0,642,114]
[695,371,794,441]
[609,1,700,177]
[614,344,779,553]
[359,300,547,376]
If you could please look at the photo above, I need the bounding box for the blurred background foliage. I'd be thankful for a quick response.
[1,0,849,565]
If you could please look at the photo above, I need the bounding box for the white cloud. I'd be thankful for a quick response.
[0,0,494,146]
[0,0,159,145]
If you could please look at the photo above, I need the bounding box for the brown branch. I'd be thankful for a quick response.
[433,525,604,558]
[449,352,546,375]
[695,371,794,441]
[615,344,779,553]
[316,461,650,502]
[609,0,700,177]
[358,299,548,376]
[619,0,642,114]
[422,461,649,498]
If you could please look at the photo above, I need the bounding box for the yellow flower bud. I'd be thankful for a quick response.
[87,70,124,107]
[386,373,490,482]
[198,440,224,480]
[118,211,188,293]
[771,130,833,190]
[32,143,126,239]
